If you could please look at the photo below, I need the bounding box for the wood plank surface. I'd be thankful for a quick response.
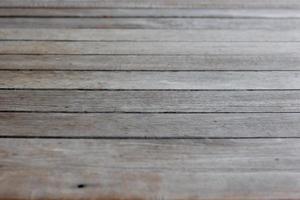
[1,8,300,18]
[1,139,300,200]
[1,18,300,29]
[0,71,300,89]
[2,29,300,42]
[2,54,300,70]
[1,112,300,137]
[1,41,300,55]
[1,0,300,9]
[1,90,299,113]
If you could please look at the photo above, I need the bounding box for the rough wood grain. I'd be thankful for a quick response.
[1,41,300,55]
[0,90,299,112]
[1,0,300,9]
[1,8,300,18]
[1,139,300,200]
[0,71,300,89]
[1,112,300,137]
[1,18,300,29]
[2,54,300,70]
[2,29,300,42]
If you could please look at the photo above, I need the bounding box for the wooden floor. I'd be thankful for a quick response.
[1,1,300,199]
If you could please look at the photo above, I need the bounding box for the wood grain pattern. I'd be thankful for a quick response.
[1,8,300,18]
[1,0,300,9]
[1,41,300,55]
[2,29,300,42]
[0,71,300,89]
[1,139,300,200]
[2,54,300,70]
[1,18,300,29]
[1,112,300,137]
[0,90,299,113]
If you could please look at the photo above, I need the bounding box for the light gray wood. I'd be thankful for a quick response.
[2,29,300,42]
[1,90,299,112]
[1,0,300,9]
[0,71,300,89]
[1,41,300,55]
[1,112,300,137]
[2,54,300,70]
[1,8,300,18]
[1,139,300,199]
[1,18,300,29]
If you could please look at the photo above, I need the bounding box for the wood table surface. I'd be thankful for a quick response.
[0,1,300,199]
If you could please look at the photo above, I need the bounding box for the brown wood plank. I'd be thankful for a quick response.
[1,139,300,199]
[0,18,299,29]
[1,112,300,137]
[0,90,298,113]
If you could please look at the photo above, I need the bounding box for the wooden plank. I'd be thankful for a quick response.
[1,112,300,137]
[2,29,300,42]
[1,8,300,18]
[1,18,300,29]
[2,54,300,70]
[1,41,300,55]
[1,0,300,9]
[0,71,300,90]
[0,90,299,112]
[1,139,300,199]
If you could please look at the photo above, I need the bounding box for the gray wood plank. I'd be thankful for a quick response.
[0,90,299,112]
[2,29,300,42]
[1,112,300,137]
[0,71,300,89]
[2,54,300,70]
[1,8,300,18]
[0,0,300,9]
[1,18,300,29]
[1,41,300,55]
[1,139,300,199]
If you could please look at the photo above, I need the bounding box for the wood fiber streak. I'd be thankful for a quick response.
[0,90,299,113]
[1,54,300,70]
[0,71,300,89]
[1,18,300,29]
[1,0,300,8]
[1,112,300,137]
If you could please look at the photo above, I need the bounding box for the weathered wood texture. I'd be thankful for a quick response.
[0,90,298,113]
[1,18,300,29]
[1,113,300,137]
[1,41,300,55]
[1,0,300,8]
[1,8,300,18]
[2,29,300,42]
[2,54,300,70]
[1,139,300,200]
[1,71,300,89]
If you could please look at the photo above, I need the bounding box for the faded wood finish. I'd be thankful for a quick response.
[2,54,300,70]
[1,139,300,200]
[3,29,300,42]
[1,71,300,89]
[2,41,300,55]
[1,0,300,9]
[1,0,300,199]
[1,18,300,29]
[2,8,300,18]
[0,90,299,113]
[1,113,300,137]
